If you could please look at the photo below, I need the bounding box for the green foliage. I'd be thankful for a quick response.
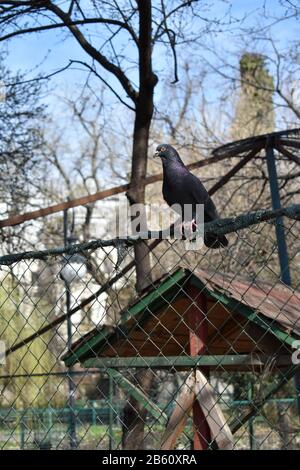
[0,275,64,408]
[240,53,274,92]
[232,52,274,139]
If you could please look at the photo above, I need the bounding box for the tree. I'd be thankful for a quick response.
[231,53,274,139]
[0,56,46,252]
[0,0,227,448]
[0,0,234,287]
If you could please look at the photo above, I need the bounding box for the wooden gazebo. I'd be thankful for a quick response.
[62,267,300,449]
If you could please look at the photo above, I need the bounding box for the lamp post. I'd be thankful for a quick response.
[61,209,87,449]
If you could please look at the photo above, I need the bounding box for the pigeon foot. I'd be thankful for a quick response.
[180,219,197,238]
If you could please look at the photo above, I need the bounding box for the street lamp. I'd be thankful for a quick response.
[60,253,87,285]
[60,211,87,449]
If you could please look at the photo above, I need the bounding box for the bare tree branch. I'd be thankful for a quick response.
[0,16,138,42]
[69,60,135,111]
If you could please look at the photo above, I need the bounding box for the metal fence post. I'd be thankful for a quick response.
[265,140,291,285]
[63,209,78,449]
[265,140,300,415]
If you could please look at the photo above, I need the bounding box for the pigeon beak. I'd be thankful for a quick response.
[153,151,160,159]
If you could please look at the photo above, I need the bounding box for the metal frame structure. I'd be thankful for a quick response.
[1,128,300,450]
[61,129,300,450]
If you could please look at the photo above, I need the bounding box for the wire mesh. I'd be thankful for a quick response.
[0,141,300,450]
[0,214,299,450]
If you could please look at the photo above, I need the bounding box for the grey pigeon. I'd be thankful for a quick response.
[154,144,228,248]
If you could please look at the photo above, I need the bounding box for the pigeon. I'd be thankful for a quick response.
[154,144,228,248]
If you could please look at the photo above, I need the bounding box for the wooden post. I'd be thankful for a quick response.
[186,285,211,450]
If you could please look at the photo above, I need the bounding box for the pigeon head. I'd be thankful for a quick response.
[153,144,184,166]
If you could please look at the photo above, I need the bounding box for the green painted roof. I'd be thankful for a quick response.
[62,267,299,367]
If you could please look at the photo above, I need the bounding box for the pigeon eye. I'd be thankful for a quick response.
[160,147,166,152]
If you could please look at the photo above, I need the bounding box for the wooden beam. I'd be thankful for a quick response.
[194,370,234,449]
[0,152,238,229]
[186,286,211,450]
[160,372,196,450]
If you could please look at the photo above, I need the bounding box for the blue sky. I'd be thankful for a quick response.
[4,0,298,97]
[2,0,299,144]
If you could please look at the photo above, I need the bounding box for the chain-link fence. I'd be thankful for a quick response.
[0,131,300,450]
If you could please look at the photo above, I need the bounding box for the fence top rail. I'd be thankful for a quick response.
[0,203,299,267]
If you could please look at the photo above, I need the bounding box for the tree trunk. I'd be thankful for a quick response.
[126,0,157,293]
[122,369,155,450]
[122,108,156,449]
[127,113,153,292]
[122,0,158,450]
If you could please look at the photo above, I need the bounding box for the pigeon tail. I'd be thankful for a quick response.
[204,233,228,249]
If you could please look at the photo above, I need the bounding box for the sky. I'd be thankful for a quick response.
[4,1,299,105]
[2,0,300,163]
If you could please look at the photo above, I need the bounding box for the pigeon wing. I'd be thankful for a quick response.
[187,172,228,248]
[187,173,219,222]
